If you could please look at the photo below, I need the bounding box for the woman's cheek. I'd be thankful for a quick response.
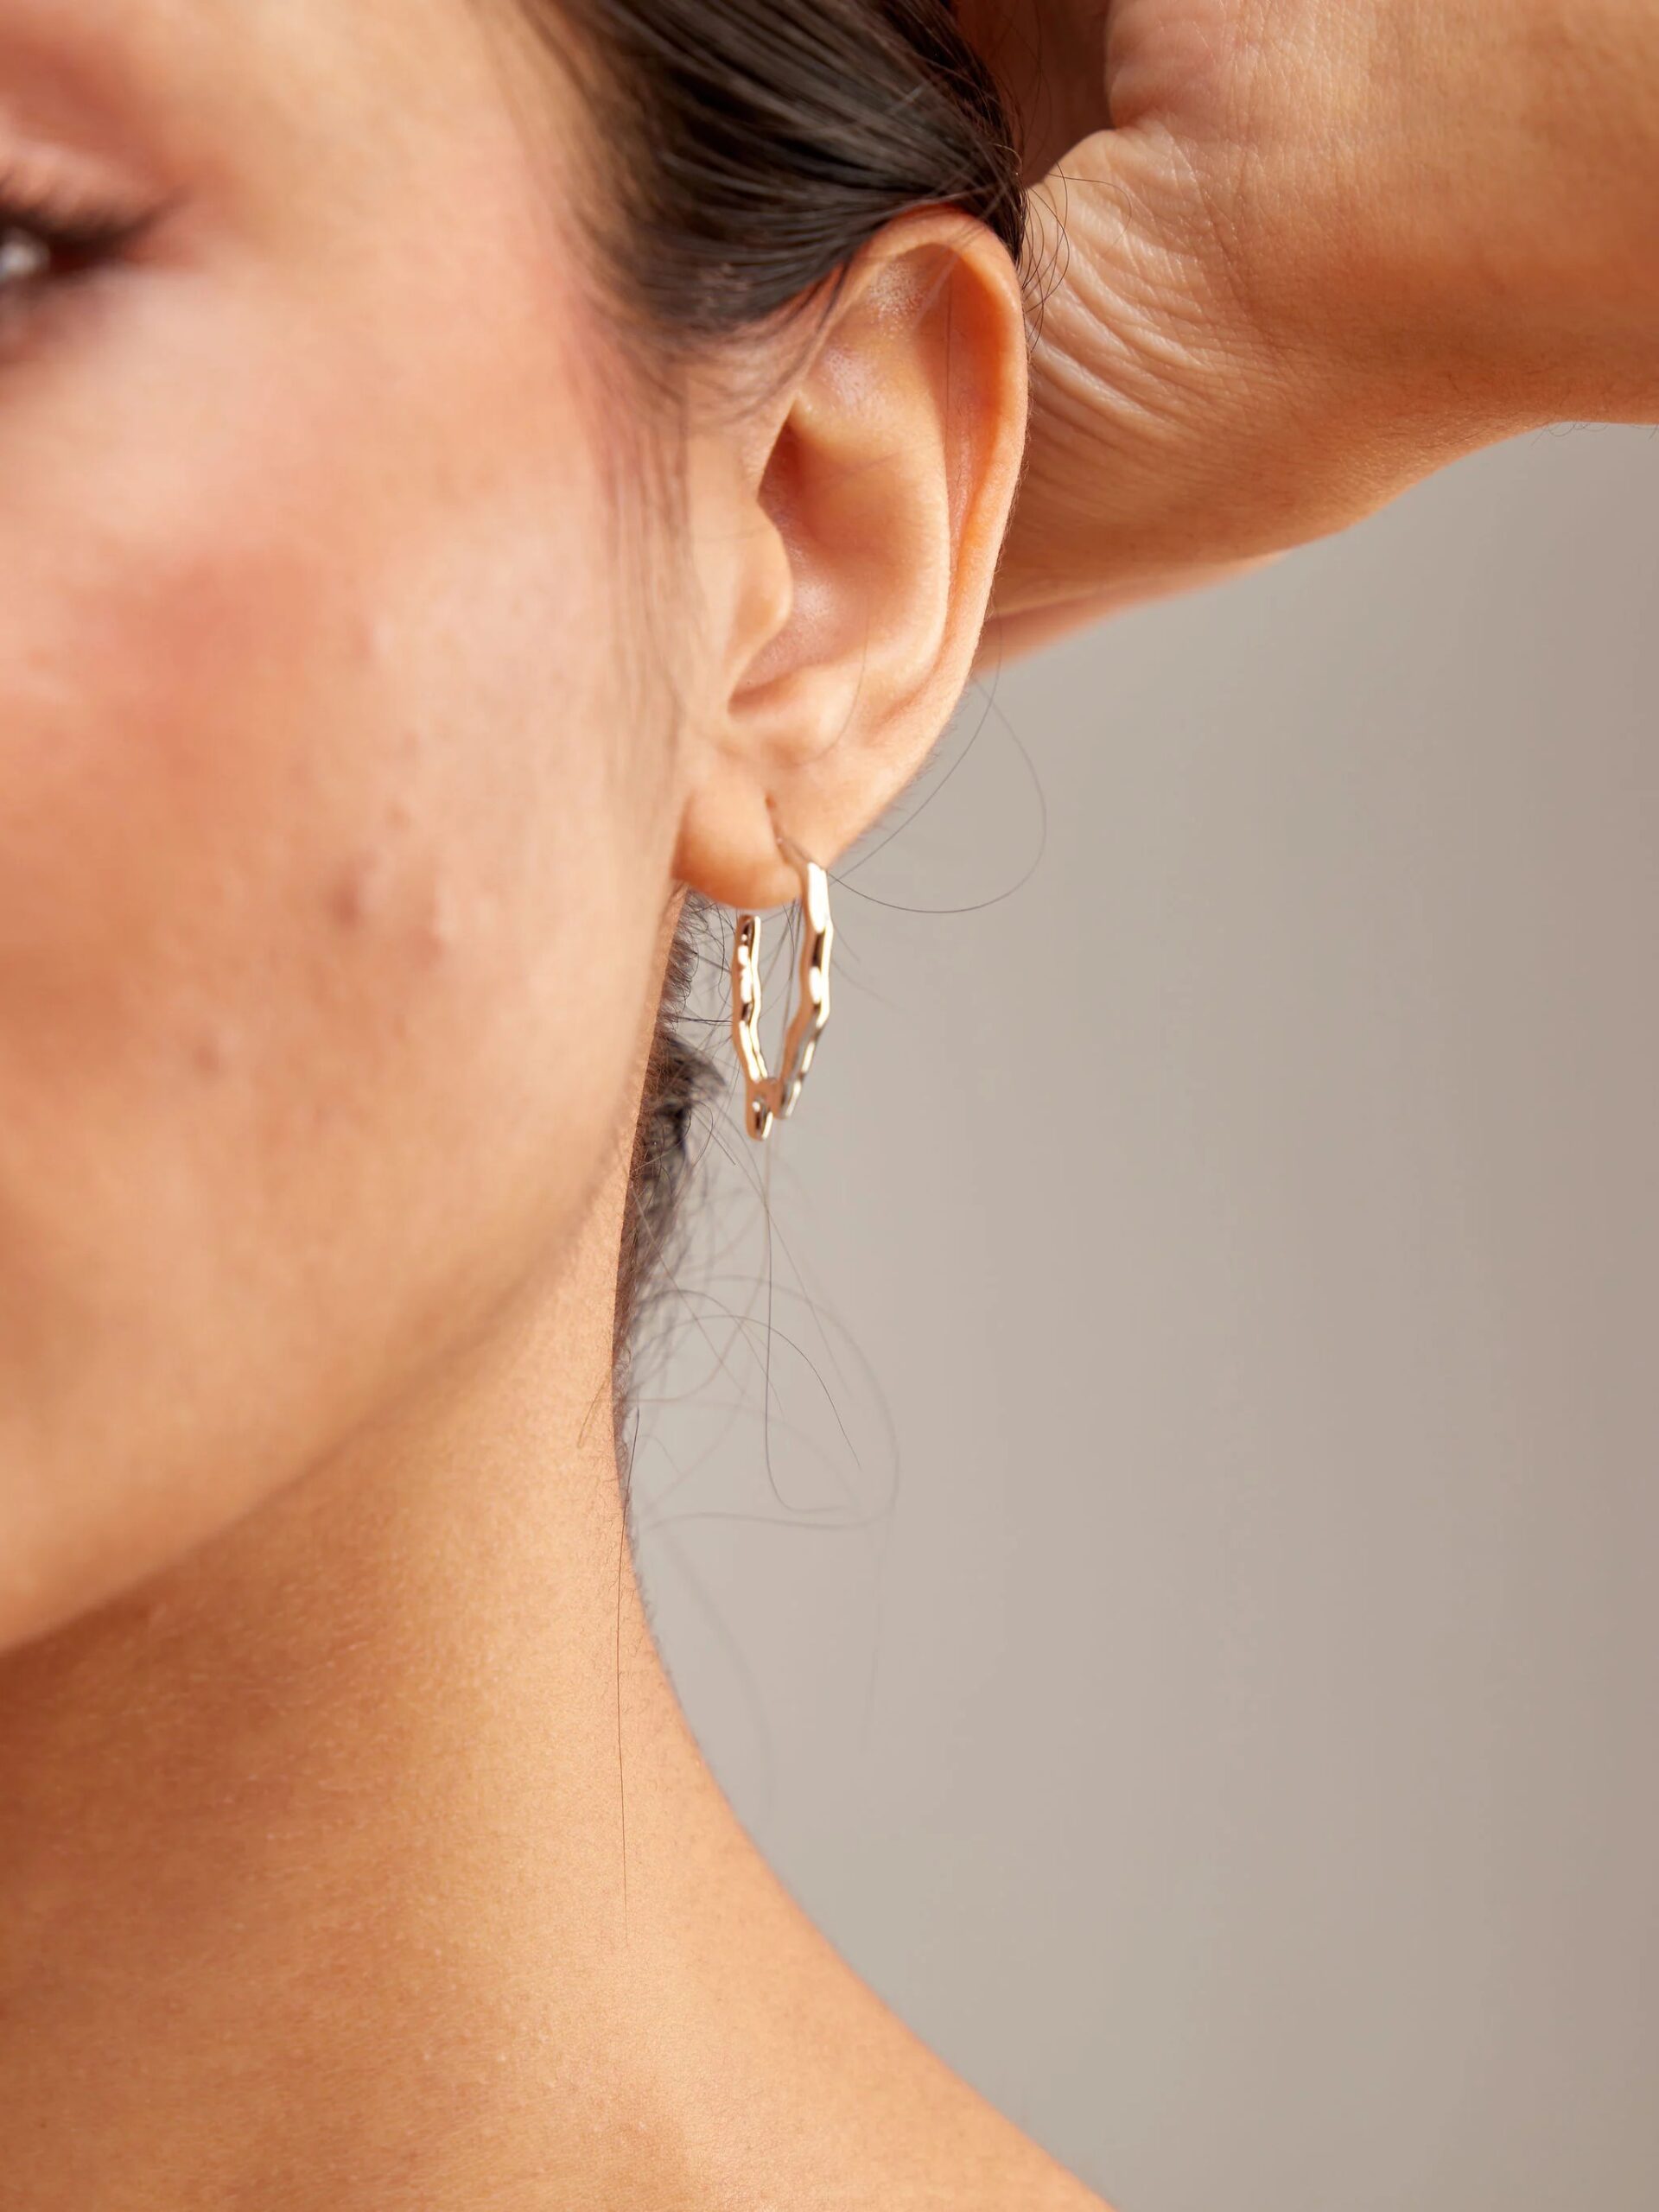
[0,177,671,1614]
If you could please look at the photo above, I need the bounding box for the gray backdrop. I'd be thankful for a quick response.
[632,423,1659,2212]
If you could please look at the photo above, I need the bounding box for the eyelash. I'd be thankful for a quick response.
[0,170,154,316]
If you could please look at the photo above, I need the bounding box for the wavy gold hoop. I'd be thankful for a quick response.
[729,817,834,1142]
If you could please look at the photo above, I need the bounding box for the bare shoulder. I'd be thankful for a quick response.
[730,1858,1116,2212]
[822,1997,1118,2212]
[903,2088,1116,2212]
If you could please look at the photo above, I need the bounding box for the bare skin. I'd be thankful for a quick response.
[3,1185,1105,2210]
[0,2,1100,2206]
[6,0,1659,2203]
[966,0,1659,669]
[0,0,1025,1651]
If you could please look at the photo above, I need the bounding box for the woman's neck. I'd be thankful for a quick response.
[0,1198,1099,2210]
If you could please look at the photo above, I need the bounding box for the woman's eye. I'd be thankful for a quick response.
[0,188,151,313]
[0,199,146,350]
[0,225,52,289]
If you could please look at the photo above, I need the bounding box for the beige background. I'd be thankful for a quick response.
[632,423,1659,2212]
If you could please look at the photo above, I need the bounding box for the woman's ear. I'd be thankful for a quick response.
[671,205,1028,912]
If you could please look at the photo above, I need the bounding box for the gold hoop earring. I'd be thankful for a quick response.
[729,811,834,1142]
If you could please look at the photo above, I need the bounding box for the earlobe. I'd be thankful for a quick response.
[671,207,1028,915]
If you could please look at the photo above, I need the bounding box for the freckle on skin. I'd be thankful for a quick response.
[329,849,393,929]
[188,1020,240,1077]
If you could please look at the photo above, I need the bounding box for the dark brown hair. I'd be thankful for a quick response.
[501,0,1030,1469]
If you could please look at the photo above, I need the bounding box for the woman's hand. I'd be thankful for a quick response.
[961,0,1659,661]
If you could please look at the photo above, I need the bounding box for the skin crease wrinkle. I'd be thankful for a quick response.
[0,2,1096,2209]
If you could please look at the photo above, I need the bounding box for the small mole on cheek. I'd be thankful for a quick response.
[328,848,395,931]
[188,1018,242,1078]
